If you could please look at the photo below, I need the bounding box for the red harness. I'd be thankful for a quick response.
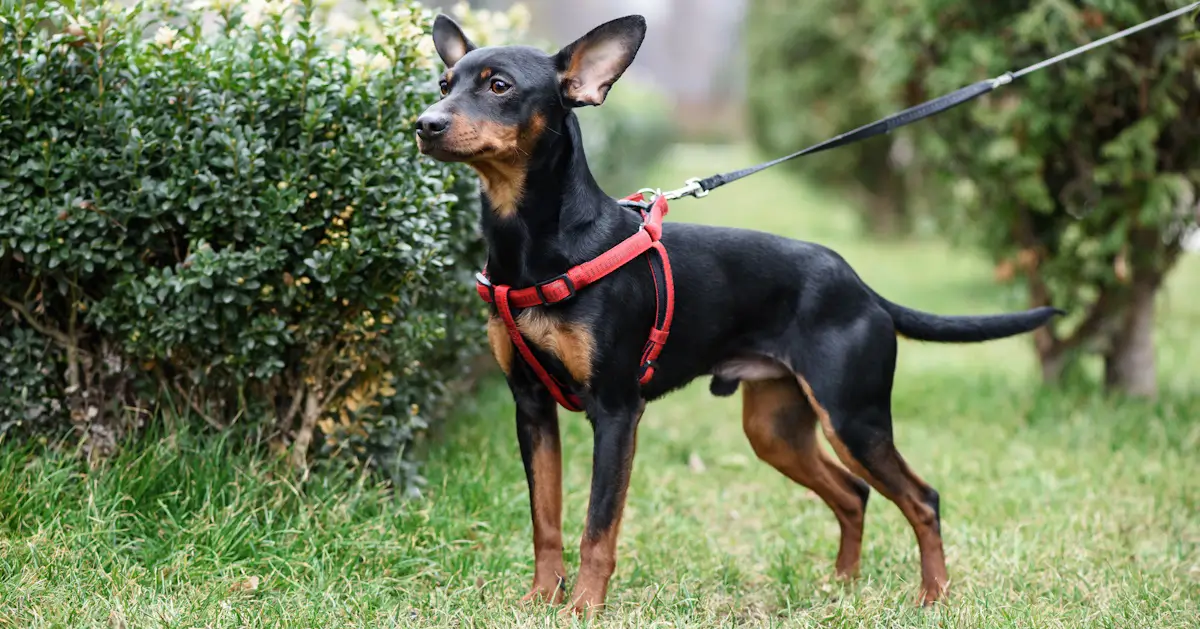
[476,192,675,412]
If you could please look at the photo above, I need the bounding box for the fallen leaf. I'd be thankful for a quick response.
[229,575,260,593]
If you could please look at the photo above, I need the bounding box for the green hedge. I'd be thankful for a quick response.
[0,0,490,487]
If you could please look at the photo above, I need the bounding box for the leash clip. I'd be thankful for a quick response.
[663,178,708,200]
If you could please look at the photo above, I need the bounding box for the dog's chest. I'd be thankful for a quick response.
[488,310,596,385]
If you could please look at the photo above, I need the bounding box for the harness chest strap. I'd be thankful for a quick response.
[477,193,675,412]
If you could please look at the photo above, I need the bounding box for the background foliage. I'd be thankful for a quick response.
[576,82,676,197]
[746,0,1200,395]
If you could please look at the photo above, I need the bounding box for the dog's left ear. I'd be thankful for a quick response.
[554,15,647,107]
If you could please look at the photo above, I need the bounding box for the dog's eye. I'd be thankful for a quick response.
[438,80,449,96]
[490,78,511,95]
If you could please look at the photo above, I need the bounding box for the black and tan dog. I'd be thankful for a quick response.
[415,14,1060,616]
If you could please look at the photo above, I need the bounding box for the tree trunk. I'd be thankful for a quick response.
[859,146,909,237]
[1104,279,1158,398]
[864,191,905,236]
[1037,347,1068,385]
[291,385,324,474]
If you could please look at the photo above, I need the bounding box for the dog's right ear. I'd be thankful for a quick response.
[432,14,476,68]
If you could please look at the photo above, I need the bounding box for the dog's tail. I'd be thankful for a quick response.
[871,290,1062,343]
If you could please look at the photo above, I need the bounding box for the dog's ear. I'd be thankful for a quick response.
[554,15,647,107]
[432,14,476,67]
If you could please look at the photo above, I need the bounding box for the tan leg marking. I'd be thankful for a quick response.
[523,440,566,604]
[796,375,949,605]
[487,316,514,375]
[742,378,867,578]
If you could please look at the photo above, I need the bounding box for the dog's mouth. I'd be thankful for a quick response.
[418,136,515,165]
[416,136,473,163]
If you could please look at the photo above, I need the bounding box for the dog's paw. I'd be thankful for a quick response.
[521,575,566,605]
[916,580,950,607]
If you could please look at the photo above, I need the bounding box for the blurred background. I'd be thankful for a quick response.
[417,0,1200,393]
[419,0,748,139]
[4,2,1199,623]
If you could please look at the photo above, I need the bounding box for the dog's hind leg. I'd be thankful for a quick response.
[793,320,949,605]
[810,395,947,604]
[741,377,871,578]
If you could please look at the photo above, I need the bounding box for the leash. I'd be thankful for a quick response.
[660,2,1200,201]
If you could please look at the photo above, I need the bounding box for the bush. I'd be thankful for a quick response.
[744,0,1199,396]
[865,0,1200,396]
[0,0,494,487]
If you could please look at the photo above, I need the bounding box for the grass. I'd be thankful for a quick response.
[3,145,1199,628]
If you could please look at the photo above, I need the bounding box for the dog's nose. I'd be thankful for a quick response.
[415,113,450,139]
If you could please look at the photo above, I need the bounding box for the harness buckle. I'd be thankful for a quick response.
[639,360,657,382]
[476,271,496,303]
[535,273,577,304]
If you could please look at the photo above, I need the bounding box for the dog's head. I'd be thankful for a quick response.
[414,15,646,214]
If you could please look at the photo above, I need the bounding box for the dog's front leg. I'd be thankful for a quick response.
[567,396,645,616]
[513,386,567,604]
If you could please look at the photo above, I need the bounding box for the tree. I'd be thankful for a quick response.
[868,0,1199,396]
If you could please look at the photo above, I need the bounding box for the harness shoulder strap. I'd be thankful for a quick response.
[638,240,674,385]
[478,193,675,412]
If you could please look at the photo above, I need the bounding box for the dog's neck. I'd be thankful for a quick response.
[478,111,623,288]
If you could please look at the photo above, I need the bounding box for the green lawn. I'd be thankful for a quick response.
[3,145,1199,628]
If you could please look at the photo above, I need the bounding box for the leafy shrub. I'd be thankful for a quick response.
[0,0,493,486]
[865,0,1200,396]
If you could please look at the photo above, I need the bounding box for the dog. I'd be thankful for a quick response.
[414,13,1060,616]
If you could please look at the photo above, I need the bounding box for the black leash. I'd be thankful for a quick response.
[661,2,1200,201]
